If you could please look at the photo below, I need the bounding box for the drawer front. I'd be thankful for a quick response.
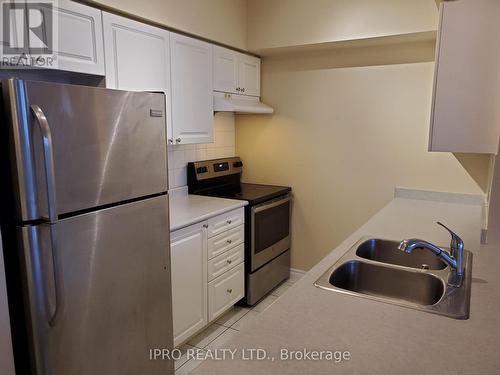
[208,263,244,322]
[207,208,244,238]
[207,225,244,259]
[207,244,244,282]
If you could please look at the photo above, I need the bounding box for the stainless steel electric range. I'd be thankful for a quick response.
[188,157,291,305]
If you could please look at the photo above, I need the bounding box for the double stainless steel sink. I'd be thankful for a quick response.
[314,238,473,319]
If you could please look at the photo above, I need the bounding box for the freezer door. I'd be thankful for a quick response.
[19,195,173,375]
[2,79,168,221]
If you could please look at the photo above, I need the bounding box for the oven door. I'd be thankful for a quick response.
[250,194,291,272]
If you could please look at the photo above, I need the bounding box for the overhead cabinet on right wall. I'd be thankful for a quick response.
[213,46,261,97]
[170,33,214,145]
[429,0,500,154]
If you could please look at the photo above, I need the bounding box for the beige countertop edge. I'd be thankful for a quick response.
[169,192,248,232]
[193,196,500,375]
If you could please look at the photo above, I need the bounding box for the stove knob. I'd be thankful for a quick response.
[233,161,243,168]
[196,166,208,173]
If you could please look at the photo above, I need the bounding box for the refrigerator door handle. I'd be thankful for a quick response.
[30,105,64,326]
[30,104,58,224]
[46,225,64,327]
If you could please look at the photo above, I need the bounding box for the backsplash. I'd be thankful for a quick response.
[168,112,236,188]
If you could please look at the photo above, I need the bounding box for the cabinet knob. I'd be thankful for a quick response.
[242,88,245,92]
[226,220,232,224]
[203,224,208,228]
[168,138,174,144]
[236,87,240,91]
[226,259,232,264]
[226,239,232,244]
[226,288,233,294]
[176,138,181,143]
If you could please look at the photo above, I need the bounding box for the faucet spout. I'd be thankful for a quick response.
[398,239,457,269]
[398,222,465,287]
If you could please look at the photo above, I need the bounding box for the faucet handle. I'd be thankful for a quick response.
[437,222,464,254]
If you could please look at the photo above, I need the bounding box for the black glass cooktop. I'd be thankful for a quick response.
[200,183,290,206]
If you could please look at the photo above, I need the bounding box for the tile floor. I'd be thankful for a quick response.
[174,272,304,374]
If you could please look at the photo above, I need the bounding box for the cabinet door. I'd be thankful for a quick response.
[238,53,261,97]
[4,0,104,73]
[170,223,207,347]
[208,263,245,322]
[170,33,213,144]
[102,12,172,140]
[50,0,105,75]
[213,45,239,94]
[429,0,500,154]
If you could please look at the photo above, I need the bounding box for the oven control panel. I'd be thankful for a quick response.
[188,157,243,181]
[213,162,229,172]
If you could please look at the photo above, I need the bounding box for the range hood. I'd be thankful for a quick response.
[213,92,274,114]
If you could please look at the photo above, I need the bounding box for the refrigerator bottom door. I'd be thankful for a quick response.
[19,195,173,375]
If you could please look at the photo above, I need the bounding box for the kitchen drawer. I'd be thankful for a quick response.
[207,244,244,281]
[207,225,244,259]
[207,208,244,238]
[208,263,244,322]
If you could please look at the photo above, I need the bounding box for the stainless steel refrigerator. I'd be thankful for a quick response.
[0,79,174,374]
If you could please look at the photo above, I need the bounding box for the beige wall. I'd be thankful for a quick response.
[89,0,248,49]
[247,0,438,53]
[235,44,485,271]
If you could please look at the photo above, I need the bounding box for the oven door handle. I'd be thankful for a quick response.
[252,195,291,214]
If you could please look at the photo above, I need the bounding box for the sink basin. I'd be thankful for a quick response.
[330,260,444,306]
[314,237,473,319]
[356,239,447,270]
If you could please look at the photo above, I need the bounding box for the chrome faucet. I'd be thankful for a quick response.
[398,222,464,287]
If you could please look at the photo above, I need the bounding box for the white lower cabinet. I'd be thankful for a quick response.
[207,207,244,237]
[208,263,245,322]
[207,225,244,259]
[207,244,244,281]
[170,222,207,347]
[170,207,245,346]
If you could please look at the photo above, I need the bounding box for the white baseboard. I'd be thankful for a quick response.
[289,268,306,281]
[290,268,306,275]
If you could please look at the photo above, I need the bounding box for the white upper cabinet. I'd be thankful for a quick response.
[429,0,500,154]
[170,32,213,144]
[102,12,170,93]
[213,46,261,97]
[213,46,239,94]
[238,54,260,97]
[52,0,104,75]
[102,12,172,139]
[26,0,105,74]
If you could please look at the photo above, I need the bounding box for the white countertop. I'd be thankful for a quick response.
[169,187,247,231]
[193,194,500,374]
